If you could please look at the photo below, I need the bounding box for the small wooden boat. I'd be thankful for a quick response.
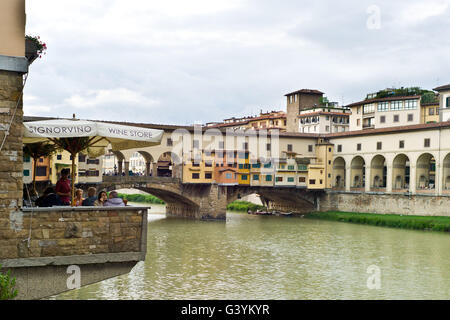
[248,210,272,216]
[274,211,293,217]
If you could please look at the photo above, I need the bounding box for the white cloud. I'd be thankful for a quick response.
[399,0,450,25]
[23,95,52,115]
[23,0,450,125]
[64,88,159,109]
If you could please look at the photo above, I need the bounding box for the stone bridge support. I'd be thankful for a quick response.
[226,186,318,214]
[99,176,229,220]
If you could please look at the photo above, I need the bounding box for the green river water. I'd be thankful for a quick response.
[51,203,450,300]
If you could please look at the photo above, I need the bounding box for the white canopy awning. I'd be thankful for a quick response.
[23,119,164,157]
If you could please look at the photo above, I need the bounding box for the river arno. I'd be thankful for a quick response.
[52,204,450,300]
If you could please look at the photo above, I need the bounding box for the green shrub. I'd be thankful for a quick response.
[0,265,18,300]
[227,201,266,212]
[117,193,165,204]
[305,211,450,233]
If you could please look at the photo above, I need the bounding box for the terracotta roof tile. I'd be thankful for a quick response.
[433,84,450,92]
[285,89,324,96]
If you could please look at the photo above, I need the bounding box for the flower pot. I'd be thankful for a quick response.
[25,38,39,64]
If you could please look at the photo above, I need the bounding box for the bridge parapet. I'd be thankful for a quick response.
[102,175,180,185]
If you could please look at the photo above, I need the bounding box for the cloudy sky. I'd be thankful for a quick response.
[24,0,450,125]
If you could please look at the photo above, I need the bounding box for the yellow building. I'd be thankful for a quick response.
[237,151,250,185]
[274,153,297,187]
[421,103,440,124]
[182,150,214,184]
[307,139,334,190]
[249,160,262,186]
[50,150,79,184]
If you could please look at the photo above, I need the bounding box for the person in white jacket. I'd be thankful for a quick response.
[104,190,125,207]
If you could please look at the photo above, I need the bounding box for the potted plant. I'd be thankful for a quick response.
[25,35,47,64]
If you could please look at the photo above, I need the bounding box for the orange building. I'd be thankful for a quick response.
[214,150,238,185]
[33,157,51,182]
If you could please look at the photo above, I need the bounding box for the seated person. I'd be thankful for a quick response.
[35,187,63,207]
[104,190,125,207]
[94,191,108,206]
[74,188,84,207]
[82,187,97,206]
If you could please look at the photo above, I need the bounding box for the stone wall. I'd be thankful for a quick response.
[0,206,147,260]
[0,70,24,254]
[320,191,450,216]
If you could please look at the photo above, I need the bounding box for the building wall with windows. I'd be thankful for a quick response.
[23,155,32,184]
[78,153,103,184]
[285,89,324,132]
[213,150,238,185]
[182,150,214,184]
[50,151,78,184]
[328,124,450,195]
[31,156,51,183]
[298,107,350,134]
[434,85,450,122]
[237,151,251,185]
[421,103,440,124]
[348,96,421,131]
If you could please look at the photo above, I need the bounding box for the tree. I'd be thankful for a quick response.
[47,137,92,205]
[421,92,439,104]
[23,142,59,196]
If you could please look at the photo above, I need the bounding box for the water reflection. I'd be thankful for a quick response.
[52,206,450,300]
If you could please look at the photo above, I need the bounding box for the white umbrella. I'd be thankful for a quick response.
[23,118,164,205]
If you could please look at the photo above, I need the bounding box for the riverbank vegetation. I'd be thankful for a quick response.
[117,193,165,204]
[306,211,450,232]
[227,201,266,212]
[0,265,18,300]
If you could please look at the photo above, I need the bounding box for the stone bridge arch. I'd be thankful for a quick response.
[98,176,227,220]
[226,186,318,213]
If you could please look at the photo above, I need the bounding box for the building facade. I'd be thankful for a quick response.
[298,105,350,134]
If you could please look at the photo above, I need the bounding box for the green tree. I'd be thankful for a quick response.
[23,142,59,196]
[421,92,438,104]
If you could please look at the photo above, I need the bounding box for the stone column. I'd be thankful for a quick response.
[117,161,123,175]
[436,162,443,195]
[409,164,416,194]
[386,164,393,193]
[124,161,130,176]
[145,162,150,176]
[345,164,351,192]
[365,166,371,192]
[152,163,158,177]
